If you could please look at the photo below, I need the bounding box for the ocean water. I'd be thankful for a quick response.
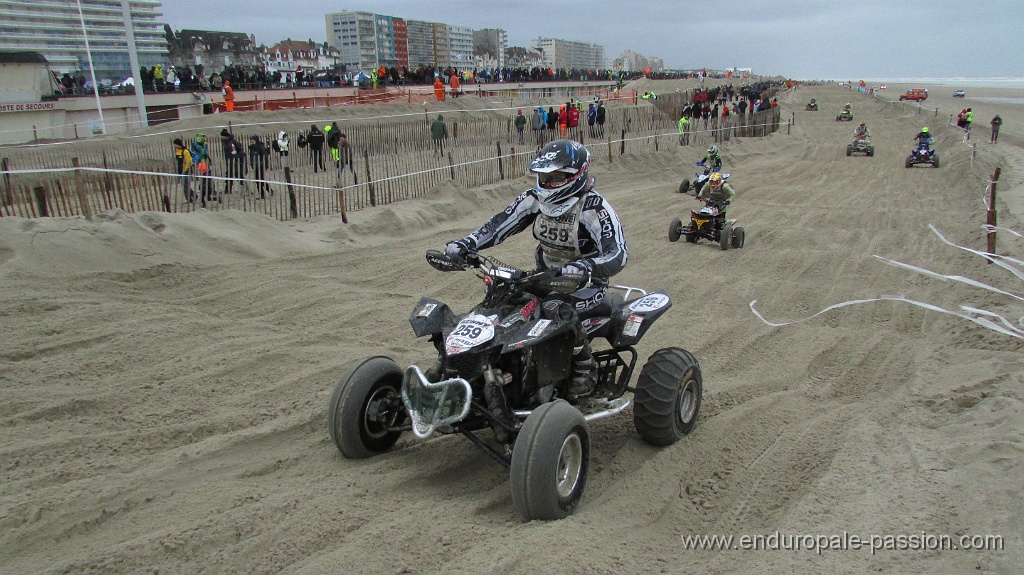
[858,77,1024,89]
[971,97,1024,105]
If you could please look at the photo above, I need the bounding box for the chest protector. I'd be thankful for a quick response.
[533,199,584,268]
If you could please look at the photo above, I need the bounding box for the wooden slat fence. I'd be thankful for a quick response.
[0,104,783,220]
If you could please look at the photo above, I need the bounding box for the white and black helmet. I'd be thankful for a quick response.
[707,145,718,155]
[529,140,591,213]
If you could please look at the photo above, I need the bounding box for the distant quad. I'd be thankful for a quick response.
[953,89,966,98]
[836,110,853,121]
[668,197,746,250]
[805,101,818,111]
[847,138,874,157]
[906,146,939,168]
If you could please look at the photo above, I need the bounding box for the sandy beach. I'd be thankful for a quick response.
[1,77,1022,574]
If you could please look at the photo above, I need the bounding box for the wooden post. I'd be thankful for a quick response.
[986,166,1001,260]
[33,186,49,216]
[284,167,298,219]
[339,185,348,224]
[448,152,456,180]
[2,158,11,207]
[497,142,504,180]
[102,150,114,198]
[620,129,626,155]
[74,123,79,139]
[364,150,376,207]
[71,158,93,221]
[33,125,38,144]
[607,136,612,164]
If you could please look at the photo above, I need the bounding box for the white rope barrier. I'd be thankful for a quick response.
[749,225,1024,339]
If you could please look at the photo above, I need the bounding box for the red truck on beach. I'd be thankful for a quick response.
[899,88,929,102]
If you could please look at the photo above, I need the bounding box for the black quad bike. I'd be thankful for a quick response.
[679,162,729,195]
[847,138,874,157]
[905,145,939,168]
[327,251,702,521]
[806,101,818,111]
[669,197,746,250]
[836,110,853,121]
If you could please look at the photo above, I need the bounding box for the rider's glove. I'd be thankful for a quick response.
[444,239,471,258]
[560,260,592,289]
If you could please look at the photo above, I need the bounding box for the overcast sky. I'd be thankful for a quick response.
[158,0,1021,80]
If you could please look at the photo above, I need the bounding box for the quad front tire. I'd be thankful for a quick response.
[327,356,405,459]
[510,400,590,520]
[867,147,874,157]
[668,217,682,242]
[731,226,746,249]
[719,222,734,251]
[846,144,852,156]
[933,155,939,168]
[905,156,913,169]
[679,179,690,194]
[633,347,703,446]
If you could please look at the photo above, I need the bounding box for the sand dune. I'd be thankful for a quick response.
[1,80,1021,574]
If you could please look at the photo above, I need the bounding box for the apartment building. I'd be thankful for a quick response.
[531,37,605,70]
[0,0,168,80]
[472,29,507,69]
[327,11,484,73]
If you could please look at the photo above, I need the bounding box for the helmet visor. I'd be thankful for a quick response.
[537,171,570,189]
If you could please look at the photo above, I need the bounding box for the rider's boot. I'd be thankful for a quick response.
[542,300,596,399]
[568,326,597,399]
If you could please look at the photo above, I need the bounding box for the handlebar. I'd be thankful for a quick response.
[425,250,583,294]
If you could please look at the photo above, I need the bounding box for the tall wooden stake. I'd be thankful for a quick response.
[986,166,1001,260]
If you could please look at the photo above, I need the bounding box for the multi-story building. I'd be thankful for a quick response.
[327,11,415,73]
[448,25,473,71]
[431,23,450,70]
[166,29,259,73]
[0,0,168,80]
[325,11,376,73]
[531,37,604,71]
[406,20,435,69]
[393,19,408,70]
[472,29,507,68]
[373,14,399,68]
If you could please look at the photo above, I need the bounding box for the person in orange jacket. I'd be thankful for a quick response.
[558,104,568,138]
[222,80,235,112]
[433,77,445,101]
[449,72,460,98]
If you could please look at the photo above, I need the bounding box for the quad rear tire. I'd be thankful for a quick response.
[719,222,734,251]
[633,347,703,446]
[668,217,682,242]
[867,147,874,157]
[846,144,852,156]
[510,400,590,520]
[327,356,405,459]
[933,155,940,168]
[905,156,913,169]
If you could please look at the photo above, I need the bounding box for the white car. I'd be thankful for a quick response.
[953,89,966,98]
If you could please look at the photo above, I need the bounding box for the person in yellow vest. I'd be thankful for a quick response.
[678,115,691,146]
[173,138,195,202]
